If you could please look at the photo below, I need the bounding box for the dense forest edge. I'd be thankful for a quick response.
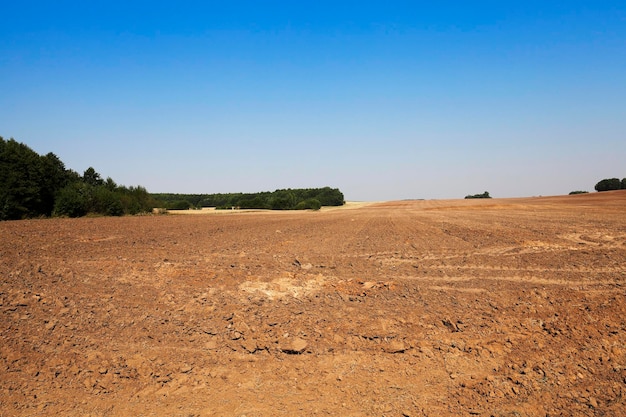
[0,137,344,220]
[0,137,156,220]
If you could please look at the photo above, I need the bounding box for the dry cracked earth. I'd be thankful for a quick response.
[1,191,625,416]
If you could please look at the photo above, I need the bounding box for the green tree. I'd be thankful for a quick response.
[315,187,345,206]
[53,182,88,217]
[83,167,104,186]
[595,178,621,192]
[105,177,117,191]
[92,186,124,216]
[0,138,44,219]
[38,152,71,216]
[465,191,491,199]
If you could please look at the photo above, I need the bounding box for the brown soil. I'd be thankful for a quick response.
[2,191,625,416]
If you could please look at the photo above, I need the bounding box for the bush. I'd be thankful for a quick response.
[465,191,491,199]
[53,183,87,217]
[569,191,589,195]
[295,198,321,210]
[315,187,345,206]
[91,187,124,216]
[53,182,152,217]
[117,185,156,215]
[595,178,622,192]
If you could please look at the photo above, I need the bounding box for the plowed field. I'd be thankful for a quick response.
[2,191,625,416]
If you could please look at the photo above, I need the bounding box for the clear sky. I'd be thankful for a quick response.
[1,1,625,200]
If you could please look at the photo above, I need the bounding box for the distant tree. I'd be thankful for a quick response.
[569,191,589,195]
[104,177,117,191]
[83,167,104,186]
[622,178,626,189]
[594,178,621,192]
[315,187,345,206]
[465,191,491,199]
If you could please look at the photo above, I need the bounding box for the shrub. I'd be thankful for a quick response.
[53,183,87,217]
[465,191,491,199]
[595,178,621,192]
[315,187,345,206]
[295,198,321,210]
[92,187,124,216]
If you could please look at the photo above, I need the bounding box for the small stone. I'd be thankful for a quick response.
[241,339,258,353]
[281,338,308,354]
[384,340,407,354]
[442,318,459,332]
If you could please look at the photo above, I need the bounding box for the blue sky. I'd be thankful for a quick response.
[2,1,625,200]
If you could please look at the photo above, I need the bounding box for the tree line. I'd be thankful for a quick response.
[0,137,156,220]
[152,187,345,211]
